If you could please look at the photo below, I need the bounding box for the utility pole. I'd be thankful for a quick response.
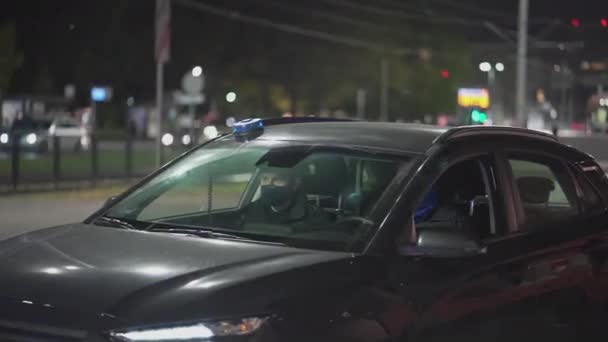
[515,0,529,127]
[155,0,171,167]
[380,58,389,122]
[560,60,568,124]
[356,88,367,119]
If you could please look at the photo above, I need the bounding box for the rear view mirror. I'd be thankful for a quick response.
[399,228,486,258]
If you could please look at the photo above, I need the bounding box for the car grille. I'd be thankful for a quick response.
[0,320,86,342]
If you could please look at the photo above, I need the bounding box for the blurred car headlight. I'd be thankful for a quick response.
[0,133,8,144]
[25,133,37,145]
[181,134,191,146]
[109,316,268,341]
[161,133,174,147]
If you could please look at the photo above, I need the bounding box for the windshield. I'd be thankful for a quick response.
[105,138,406,252]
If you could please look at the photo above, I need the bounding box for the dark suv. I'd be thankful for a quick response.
[1,118,607,341]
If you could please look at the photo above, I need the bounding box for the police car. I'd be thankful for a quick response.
[1,117,607,341]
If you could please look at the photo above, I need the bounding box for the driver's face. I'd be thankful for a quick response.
[260,172,291,187]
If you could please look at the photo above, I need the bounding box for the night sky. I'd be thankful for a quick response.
[1,0,607,100]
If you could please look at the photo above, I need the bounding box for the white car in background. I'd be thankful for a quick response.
[49,116,89,151]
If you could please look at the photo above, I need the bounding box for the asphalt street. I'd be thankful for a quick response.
[0,185,124,241]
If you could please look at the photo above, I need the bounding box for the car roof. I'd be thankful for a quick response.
[261,121,446,154]
[258,121,563,154]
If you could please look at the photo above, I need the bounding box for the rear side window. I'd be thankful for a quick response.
[508,156,579,227]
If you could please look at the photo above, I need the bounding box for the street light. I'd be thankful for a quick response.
[192,66,203,77]
[479,62,491,72]
[478,61,504,123]
[226,91,237,103]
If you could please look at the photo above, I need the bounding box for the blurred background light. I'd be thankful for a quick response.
[479,62,491,72]
[192,66,203,77]
[161,133,174,146]
[226,91,237,103]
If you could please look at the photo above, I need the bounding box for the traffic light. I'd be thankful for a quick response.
[440,69,450,79]
[571,18,580,28]
[470,108,487,124]
[601,18,608,28]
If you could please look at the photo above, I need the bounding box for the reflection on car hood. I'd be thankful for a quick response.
[0,224,352,328]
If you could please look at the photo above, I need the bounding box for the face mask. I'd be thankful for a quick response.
[261,185,291,208]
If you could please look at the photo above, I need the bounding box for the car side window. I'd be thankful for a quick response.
[414,156,498,241]
[507,155,579,227]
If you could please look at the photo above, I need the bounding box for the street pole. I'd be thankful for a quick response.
[488,68,495,116]
[356,88,366,120]
[189,104,195,145]
[155,0,170,167]
[155,61,164,167]
[380,58,389,122]
[515,0,529,127]
[560,60,567,125]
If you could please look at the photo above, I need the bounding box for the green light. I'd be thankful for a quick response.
[471,110,480,122]
[470,109,487,123]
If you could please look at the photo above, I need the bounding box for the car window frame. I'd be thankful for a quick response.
[419,153,504,241]
[368,140,524,255]
[502,148,582,232]
[570,164,607,216]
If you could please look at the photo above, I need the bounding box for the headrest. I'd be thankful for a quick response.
[517,176,555,204]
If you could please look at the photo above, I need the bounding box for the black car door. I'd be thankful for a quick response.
[573,160,608,304]
[499,151,608,338]
[376,150,545,341]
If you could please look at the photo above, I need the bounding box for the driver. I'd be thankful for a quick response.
[242,168,330,228]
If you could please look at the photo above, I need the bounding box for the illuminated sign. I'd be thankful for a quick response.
[91,87,113,102]
[458,88,490,109]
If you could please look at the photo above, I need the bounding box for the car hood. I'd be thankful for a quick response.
[0,224,355,330]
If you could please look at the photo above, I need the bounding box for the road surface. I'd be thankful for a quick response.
[0,185,125,241]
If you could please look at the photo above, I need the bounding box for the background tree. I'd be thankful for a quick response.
[0,22,22,97]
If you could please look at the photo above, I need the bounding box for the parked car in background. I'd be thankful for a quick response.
[0,117,50,154]
[49,116,89,151]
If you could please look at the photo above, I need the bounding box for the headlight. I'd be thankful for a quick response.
[0,133,8,144]
[110,316,268,341]
[25,133,37,145]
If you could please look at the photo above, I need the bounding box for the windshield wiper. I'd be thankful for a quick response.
[149,226,286,246]
[92,216,137,230]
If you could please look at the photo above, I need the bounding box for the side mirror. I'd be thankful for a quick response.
[399,228,486,258]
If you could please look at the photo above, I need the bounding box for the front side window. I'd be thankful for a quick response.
[508,155,579,227]
[105,138,405,252]
[414,157,497,240]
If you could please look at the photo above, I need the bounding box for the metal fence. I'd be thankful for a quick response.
[0,134,185,193]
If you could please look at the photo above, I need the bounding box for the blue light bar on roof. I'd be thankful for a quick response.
[232,118,264,135]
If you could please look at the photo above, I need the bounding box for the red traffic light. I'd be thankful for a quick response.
[601,18,608,27]
[571,18,580,28]
[440,69,450,79]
